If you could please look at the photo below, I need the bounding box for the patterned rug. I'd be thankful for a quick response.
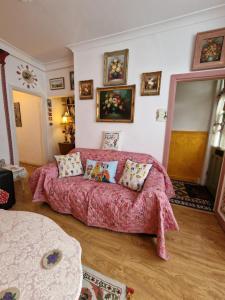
[170,180,214,212]
[79,265,134,300]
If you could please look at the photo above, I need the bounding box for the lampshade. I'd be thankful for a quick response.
[61,112,73,124]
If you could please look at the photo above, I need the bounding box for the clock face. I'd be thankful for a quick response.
[17,64,38,88]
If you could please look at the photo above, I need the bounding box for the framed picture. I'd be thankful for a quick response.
[49,77,65,90]
[14,102,22,127]
[192,27,225,70]
[141,71,162,96]
[103,49,129,86]
[96,85,135,123]
[79,80,94,99]
[70,71,74,90]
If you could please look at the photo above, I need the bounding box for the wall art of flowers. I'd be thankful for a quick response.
[96,85,135,123]
[104,49,129,86]
[192,27,225,70]
[200,36,223,63]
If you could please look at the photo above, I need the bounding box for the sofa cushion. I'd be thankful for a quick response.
[119,159,152,191]
[83,159,118,183]
[55,152,83,178]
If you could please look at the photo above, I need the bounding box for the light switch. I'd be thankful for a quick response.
[156,109,167,122]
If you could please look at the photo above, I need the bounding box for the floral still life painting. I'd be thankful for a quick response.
[79,80,93,99]
[141,71,162,96]
[103,49,129,86]
[192,27,225,70]
[96,85,135,122]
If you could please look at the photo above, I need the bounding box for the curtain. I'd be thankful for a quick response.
[211,80,225,149]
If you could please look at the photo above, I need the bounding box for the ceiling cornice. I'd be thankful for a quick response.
[0,38,45,71]
[45,56,74,72]
[68,4,225,53]
[0,39,74,72]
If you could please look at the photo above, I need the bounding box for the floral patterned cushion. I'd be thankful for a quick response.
[0,189,9,204]
[84,159,118,183]
[119,159,152,191]
[102,131,122,150]
[55,152,83,178]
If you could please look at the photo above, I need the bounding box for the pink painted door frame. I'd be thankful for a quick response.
[163,69,225,231]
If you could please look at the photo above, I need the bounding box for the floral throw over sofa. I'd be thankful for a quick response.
[29,148,179,260]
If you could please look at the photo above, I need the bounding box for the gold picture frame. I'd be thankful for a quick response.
[141,71,162,96]
[79,80,94,100]
[103,49,129,86]
[96,85,135,123]
[192,27,225,71]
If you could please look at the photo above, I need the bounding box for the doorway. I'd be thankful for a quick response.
[48,96,75,158]
[167,79,222,211]
[12,89,45,166]
[163,69,225,215]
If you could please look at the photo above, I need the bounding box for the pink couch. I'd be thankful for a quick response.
[29,148,179,260]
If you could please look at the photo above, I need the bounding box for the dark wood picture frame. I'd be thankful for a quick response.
[79,80,94,100]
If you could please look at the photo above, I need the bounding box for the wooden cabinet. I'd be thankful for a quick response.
[58,143,75,155]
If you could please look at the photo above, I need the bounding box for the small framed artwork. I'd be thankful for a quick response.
[14,102,22,127]
[70,71,74,90]
[103,49,129,86]
[141,71,162,96]
[49,77,65,90]
[79,80,94,100]
[192,27,225,70]
[96,85,135,123]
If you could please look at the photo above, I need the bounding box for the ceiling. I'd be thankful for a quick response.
[0,0,224,63]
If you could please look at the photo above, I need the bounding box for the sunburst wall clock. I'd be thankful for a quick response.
[16,64,38,89]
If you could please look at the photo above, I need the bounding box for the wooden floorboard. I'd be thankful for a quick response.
[10,167,225,300]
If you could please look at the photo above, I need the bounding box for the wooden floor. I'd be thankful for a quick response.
[11,166,225,300]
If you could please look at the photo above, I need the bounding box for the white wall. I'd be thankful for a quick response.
[1,50,74,164]
[71,7,225,162]
[46,57,74,98]
[3,55,48,165]
[13,90,44,165]
[173,80,216,131]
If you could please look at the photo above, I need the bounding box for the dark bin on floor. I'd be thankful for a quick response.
[0,168,15,209]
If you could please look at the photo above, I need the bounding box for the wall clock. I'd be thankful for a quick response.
[16,64,38,89]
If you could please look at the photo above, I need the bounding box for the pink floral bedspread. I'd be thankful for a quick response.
[29,148,179,260]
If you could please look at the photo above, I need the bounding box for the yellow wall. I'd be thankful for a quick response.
[168,131,208,183]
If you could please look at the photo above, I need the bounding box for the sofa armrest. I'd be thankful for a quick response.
[142,167,166,194]
[29,163,58,201]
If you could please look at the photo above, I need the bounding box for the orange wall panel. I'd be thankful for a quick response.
[168,131,208,183]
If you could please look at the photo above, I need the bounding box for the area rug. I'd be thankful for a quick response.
[170,180,214,212]
[79,265,134,300]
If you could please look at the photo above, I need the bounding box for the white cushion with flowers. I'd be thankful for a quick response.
[119,159,152,191]
[55,152,83,178]
[102,131,122,151]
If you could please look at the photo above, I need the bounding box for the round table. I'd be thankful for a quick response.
[0,210,82,300]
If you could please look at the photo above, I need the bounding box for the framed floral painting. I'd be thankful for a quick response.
[192,27,225,70]
[96,85,135,123]
[103,49,129,86]
[79,80,93,99]
[141,71,162,96]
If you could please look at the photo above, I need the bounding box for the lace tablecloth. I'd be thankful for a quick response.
[0,210,82,300]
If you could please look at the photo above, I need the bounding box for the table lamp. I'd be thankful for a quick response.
[61,112,75,143]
